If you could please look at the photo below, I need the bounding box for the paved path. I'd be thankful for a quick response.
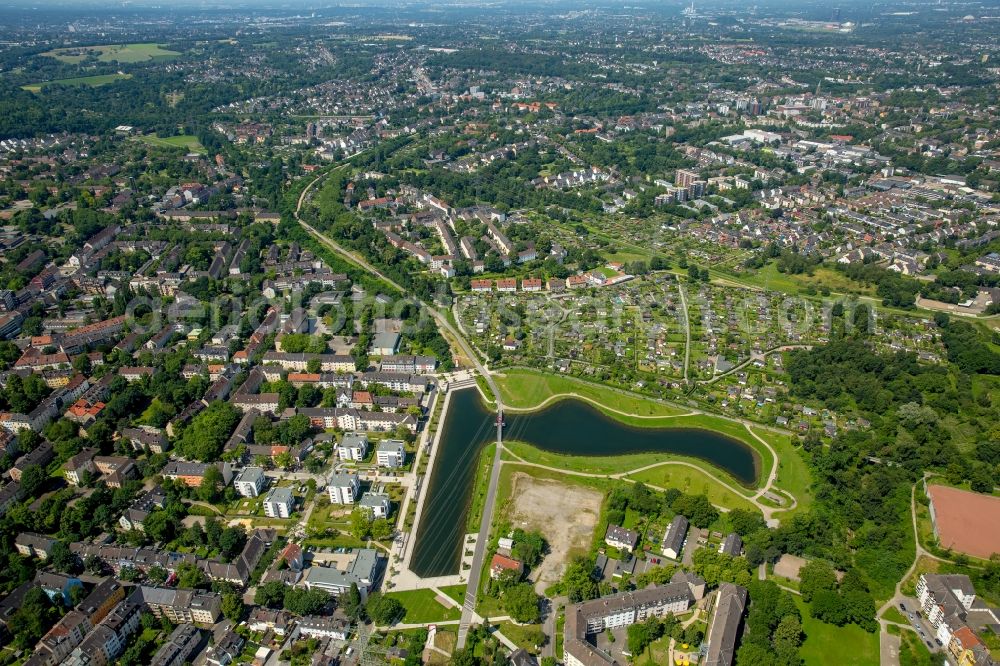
[679,282,691,382]
[880,631,901,666]
[696,344,814,385]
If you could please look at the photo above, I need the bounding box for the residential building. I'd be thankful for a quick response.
[118,487,167,531]
[916,573,987,650]
[78,579,127,627]
[160,460,232,487]
[64,448,98,485]
[263,486,294,518]
[662,515,689,560]
[303,548,379,599]
[338,433,369,461]
[563,583,697,666]
[131,586,223,624]
[358,491,390,518]
[63,598,142,666]
[604,525,639,553]
[150,624,203,666]
[719,533,743,557]
[298,613,351,640]
[490,553,525,580]
[703,583,748,666]
[247,609,293,636]
[375,440,406,468]
[205,630,244,666]
[15,532,57,559]
[233,467,266,498]
[328,472,360,504]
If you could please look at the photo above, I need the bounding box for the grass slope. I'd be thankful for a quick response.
[796,596,879,666]
[383,588,462,624]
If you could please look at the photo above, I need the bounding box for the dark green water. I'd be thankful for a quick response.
[409,388,759,577]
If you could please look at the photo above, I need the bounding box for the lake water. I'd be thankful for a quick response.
[409,387,758,577]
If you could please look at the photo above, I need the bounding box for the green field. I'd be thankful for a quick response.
[438,584,467,606]
[139,134,206,153]
[22,73,132,92]
[796,597,879,666]
[41,43,180,64]
[494,368,689,418]
[383,588,462,624]
[467,443,496,531]
[626,465,760,511]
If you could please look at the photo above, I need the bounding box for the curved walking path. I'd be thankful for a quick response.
[502,448,791,520]
[499,389,699,420]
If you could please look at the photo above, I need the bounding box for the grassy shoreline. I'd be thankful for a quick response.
[487,368,813,511]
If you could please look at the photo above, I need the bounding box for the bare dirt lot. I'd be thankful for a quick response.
[506,472,603,593]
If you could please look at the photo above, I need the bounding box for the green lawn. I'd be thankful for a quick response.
[139,134,206,153]
[494,371,815,511]
[22,73,132,92]
[896,625,936,666]
[626,465,760,511]
[633,634,673,665]
[503,438,756,491]
[796,597,879,666]
[494,368,688,418]
[41,43,180,64]
[439,584,467,606]
[882,606,907,625]
[496,621,545,654]
[383,588,462,624]
[467,443,496,532]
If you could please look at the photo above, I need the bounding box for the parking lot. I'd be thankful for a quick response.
[898,598,942,653]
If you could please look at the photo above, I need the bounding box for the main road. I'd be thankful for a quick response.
[294,159,505,649]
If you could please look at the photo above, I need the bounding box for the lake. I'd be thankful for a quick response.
[409,387,758,577]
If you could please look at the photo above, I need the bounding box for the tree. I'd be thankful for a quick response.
[274,450,294,470]
[218,527,246,560]
[255,580,286,608]
[147,565,168,585]
[843,589,878,632]
[370,518,393,541]
[562,556,599,602]
[176,402,241,461]
[199,464,225,502]
[143,510,175,543]
[502,583,541,623]
[366,593,403,625]
[799,560,838,603]
[511,529,546,567]
[177,562,207,589]
[773,614,803,658]
[627,617,663,655]
[20,464,48,497]
[49,540,79,574]
[811,589,847,625]
[350,509,372,540]
[11,586,57,649]
[341,583,365,621]
[283,587,330,615]
[221,592,244,622]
